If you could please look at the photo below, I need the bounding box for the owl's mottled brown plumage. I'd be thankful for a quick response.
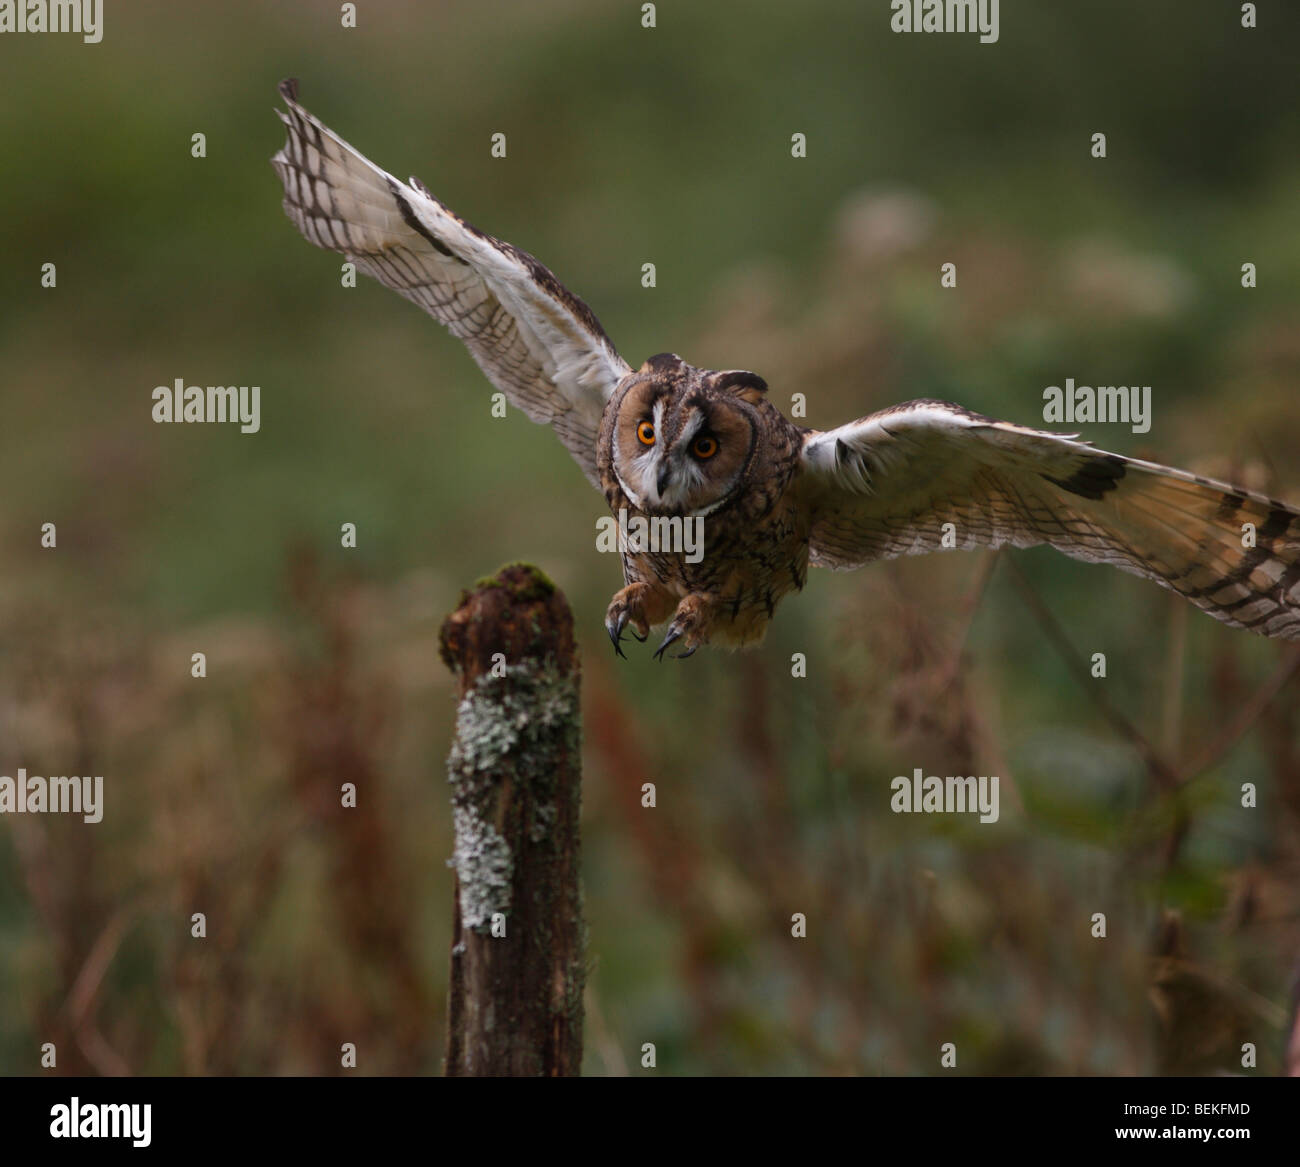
[595,355,808,654]
[272,81,1300,656]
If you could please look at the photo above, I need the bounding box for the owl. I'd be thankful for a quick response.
[272,80,1300,657]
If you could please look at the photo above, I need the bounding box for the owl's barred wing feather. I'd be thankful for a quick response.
[271,79,629,486]
[799,400,1300,640]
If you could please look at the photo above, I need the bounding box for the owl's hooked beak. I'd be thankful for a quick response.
[655,460,672,501]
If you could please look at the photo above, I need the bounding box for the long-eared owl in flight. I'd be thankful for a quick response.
[272,80,1300,658]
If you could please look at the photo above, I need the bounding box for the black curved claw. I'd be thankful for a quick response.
[607,612,628,659]
[628,627,647,642]
[653,624,683,661]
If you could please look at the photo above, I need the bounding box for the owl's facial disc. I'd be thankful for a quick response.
[614,378,754,516]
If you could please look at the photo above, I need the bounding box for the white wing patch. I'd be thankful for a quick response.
[798,399,1300,641]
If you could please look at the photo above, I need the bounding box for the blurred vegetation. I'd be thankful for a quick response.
[1,0,1298,1075]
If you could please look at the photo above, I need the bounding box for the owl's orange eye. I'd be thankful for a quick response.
[692,435,719,459]
[637,421,656,445]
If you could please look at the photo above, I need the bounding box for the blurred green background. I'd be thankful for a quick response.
[1,0,1299,1075]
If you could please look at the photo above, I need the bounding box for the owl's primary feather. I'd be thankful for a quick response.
[271,79,628,487]
[272,83,1300,654]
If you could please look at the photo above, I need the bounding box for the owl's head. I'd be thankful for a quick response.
[606,353,769,516]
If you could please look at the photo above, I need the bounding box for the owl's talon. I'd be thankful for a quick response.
[605,582,670,657]
[653,624,685,661]
[607,612,629,658]
[652,630,679,660]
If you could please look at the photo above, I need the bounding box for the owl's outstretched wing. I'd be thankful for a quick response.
[271,79,629,487]
[798,399,1300,640]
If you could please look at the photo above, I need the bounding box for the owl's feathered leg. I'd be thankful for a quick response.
[605,582,674,657]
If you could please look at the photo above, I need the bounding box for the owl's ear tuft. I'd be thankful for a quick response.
[639,352,685,375]
[709,369,768,405]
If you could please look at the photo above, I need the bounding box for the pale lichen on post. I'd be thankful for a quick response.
[446,660,580,931]
[438,563,585,1075]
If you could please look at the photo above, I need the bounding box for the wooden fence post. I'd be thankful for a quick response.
[438,563,585,1076]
